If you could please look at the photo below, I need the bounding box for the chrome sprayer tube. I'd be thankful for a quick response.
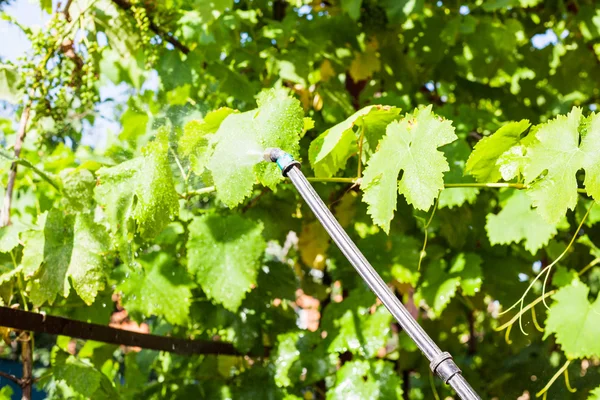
[265,148,481,400]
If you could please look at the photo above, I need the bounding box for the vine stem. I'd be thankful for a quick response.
[0,370,20,385]
[182,179,593,198]
[2,102,31,227]
[578,257,600,276]
[536,359,571,398]
[417,196,439,271]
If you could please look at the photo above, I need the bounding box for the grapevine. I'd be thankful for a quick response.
[0,1,600,399]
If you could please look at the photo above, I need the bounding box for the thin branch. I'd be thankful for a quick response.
[2,102,31,227]
[110,0,191,54]
[63,0,74,21]
[417,196,439,271]
[578,257,600,276]
[0,370,21,385]
[180,179,593,199]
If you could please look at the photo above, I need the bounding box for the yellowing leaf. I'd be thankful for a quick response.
[298,221,330,269]
[349,46,380,82]
[320,60,335,82]
[362,106,457,233]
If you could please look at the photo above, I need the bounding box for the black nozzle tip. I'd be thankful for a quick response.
[263,148,286,163]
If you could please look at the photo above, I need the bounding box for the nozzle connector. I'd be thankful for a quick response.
[263,148,301,177]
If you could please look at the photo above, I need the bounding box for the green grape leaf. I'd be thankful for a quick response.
[341,0,362,20]
[465,120,530,182]
[0,223,26,253]
[439,139,479,209]
[273,331,335,387]
[544,279,600,359]
[486,190,558,254]
[551,266,578,287]
[589,386,600,400]
[207,89,304,207]
[327,360,403,400]
[60,168,95,212]
[0,385,12,400]
[178,108,235,175]
[187,214,266,311]
[116,252,193,325]
[0,64,22,104]
[321,287,392,357]
[95,129,179,259]
[120,102,149,143]
[362,106,457,233]
[524,108,600,223]
[22,209,111,306]
[415,253,482,317]
[52,349,118,400]
[309,105,401,178]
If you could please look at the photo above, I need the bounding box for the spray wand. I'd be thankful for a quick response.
[264,148,481,400]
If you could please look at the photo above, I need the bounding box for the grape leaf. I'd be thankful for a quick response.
[486,190,558,254]
[321,287,392,357]
[95,129,179,259]
[341,0,362,20]
[207,89,304,207]
[438,139,479,209]
[298,220,330,269]
[187,214,266,311]
[309,105,401,178]
[349,45,381,82]
[272,331,335,387]
[415,253,482,317]
[327,360,403,400]
[0,385,12,400]
[0,223,26,253]
[362,106,457,233]
[544,279,600,359]
[52,349,118,400]
[589,386,600,400]
[0,64,22,104]
[465,120,530,182]
[178,108,235,175]
[116,252,193,325]
[524,108,600,223]
[60,168,95,212]
[22,209,111,306]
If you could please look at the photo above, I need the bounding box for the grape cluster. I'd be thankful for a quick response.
[80,41,100,109]
[15,12,98,145]
[131,1,158,67]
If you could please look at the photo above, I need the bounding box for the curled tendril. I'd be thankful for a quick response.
[536,359,571,398]
[498,202,594,335]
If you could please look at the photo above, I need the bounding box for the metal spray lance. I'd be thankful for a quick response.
[264,148,481,400]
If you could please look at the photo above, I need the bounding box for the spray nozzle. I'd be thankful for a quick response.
[263,147,301,177]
